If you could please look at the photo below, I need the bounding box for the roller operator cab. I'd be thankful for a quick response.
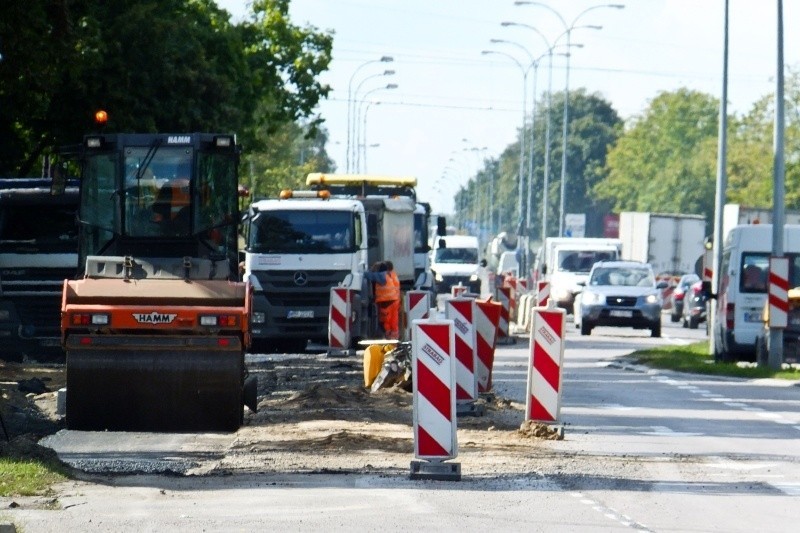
[61,132,256,432]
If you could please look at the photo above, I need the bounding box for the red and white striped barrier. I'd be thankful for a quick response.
[445,298,477,404]
[536,280,550,308]
[405,290,431,340]
[516,293,533,333]
[451,283,468,298]
[517,278,528,294]
[702,249,713,283]
[475,298,501,393]
[495,286,513,344]
[769,256,790,328]
[412,319,457,461]
[328,287,354,354]
[526,302,565,423]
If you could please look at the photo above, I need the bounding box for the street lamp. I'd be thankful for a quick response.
[346,56,393,172]
[360,100,382,173]
[481,48,528,234]
[515,2,625,236]
[351,70,395,170]
[354,84,397,172]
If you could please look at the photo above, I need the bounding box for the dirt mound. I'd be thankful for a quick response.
[284,383,368,408]
[518,420,564,440]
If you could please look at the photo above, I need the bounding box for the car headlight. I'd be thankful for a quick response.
[470,273,479,282]
[644,294,660,304]
[434,271,443,282]
[582,291,604,305]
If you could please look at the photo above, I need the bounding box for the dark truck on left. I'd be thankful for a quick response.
[0,178,79,362]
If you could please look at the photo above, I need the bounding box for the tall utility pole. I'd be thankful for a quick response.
[710,0,729,360]
[769,0,786,370]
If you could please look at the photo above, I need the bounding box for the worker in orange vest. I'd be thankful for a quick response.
[384,261,401,339]
[368,261,400,339]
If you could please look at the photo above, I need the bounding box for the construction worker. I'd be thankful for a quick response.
[366,262,400,339]
[384,261,401,339]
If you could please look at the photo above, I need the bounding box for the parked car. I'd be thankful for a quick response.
[574,261,668,338]
[681,280,707,330]
[670,273,700,322]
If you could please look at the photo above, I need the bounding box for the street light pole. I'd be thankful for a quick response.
[346,56,393,172]
[515,2,625,236]
[361,100,382,173]
[354,84,397,172]
[481,48,528,234]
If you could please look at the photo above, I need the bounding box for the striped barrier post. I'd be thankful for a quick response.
[516,293,532,333]
[405,290,431,340]
[537,280,550,308]
[328,287,353,355]
[445,298,481,415]
[702,249,713,283]
[495,286,514,344]
[475,298,502,393]
[526,300,566,427]
[410,319,460,481]
[769,256,789,328]
[451,283,468,298]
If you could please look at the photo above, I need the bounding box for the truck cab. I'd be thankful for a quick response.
[430,234,482,295]
[0,178,79,361]
[241,174,421,352]
[535,237,623,312]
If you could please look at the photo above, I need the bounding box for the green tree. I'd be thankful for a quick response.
[595,88,719,218]
[0,0,332,176]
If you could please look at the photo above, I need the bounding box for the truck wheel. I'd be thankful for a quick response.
[650,322,661,338]
[688,316,699,329]
[580,321,592,336]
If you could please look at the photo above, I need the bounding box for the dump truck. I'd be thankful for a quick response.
[60,131,256,431]
[1,178,79,362]
[241,173,426,352]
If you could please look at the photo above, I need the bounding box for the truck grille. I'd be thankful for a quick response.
[253,270,350,307]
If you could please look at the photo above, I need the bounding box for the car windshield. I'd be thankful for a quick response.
[558,250,617,273]
[435,247,478,264]
[590,266,655,287]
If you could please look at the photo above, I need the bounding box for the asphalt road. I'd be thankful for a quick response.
[10,315,800,532]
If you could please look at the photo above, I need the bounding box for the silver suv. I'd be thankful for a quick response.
[574,261,666,337]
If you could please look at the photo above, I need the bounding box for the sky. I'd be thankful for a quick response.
[216,0,800,216]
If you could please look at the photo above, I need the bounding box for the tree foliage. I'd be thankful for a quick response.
[0,0,332,179]
[457,88,622,241]
[595,88,719,217]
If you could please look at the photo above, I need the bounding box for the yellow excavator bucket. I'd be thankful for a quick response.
[363,344,388,388]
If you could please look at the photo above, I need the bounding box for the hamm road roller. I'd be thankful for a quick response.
[61,131,256,431]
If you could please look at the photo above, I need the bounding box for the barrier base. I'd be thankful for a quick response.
[496,335,516,345]
[456,401,485,417]
[410,460,461,481]
[327,348,356,357]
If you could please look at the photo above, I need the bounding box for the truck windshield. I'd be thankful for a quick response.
[0,198,77,253]
[248,210,356,253]
[435,247,478,264]
[558,250,617,273]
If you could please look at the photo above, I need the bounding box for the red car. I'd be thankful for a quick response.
[670,274,700,322]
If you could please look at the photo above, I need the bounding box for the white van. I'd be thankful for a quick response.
[431,234,482,294]
[712,224,800,362]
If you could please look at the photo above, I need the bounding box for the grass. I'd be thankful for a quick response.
[0,457,67,497]
[629,340,800,380]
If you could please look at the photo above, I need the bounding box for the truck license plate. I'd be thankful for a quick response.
[609,310,632,318]
[287,310,314,319]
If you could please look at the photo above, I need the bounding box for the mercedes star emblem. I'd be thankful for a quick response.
[293,271,308,286]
